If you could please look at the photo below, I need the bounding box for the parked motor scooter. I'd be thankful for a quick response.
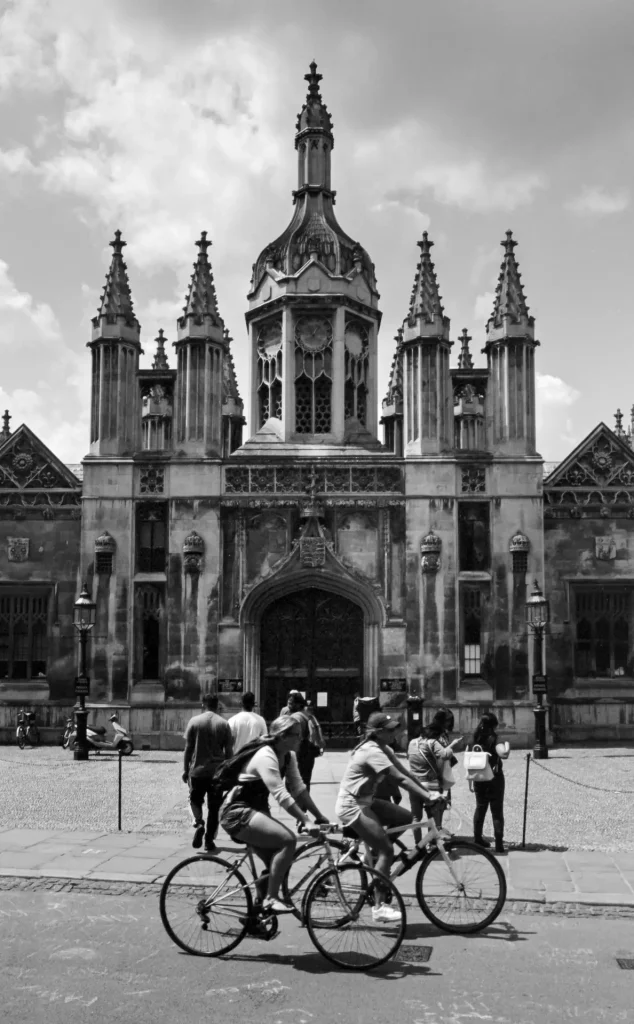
[67,712,134,755]
[61,715,74,749]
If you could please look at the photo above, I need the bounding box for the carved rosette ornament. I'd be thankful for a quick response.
[420,530,441,574]
[183,530,204,576]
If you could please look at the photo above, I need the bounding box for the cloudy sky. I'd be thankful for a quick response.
[0,0,632,463]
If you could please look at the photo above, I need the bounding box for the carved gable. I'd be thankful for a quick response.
[0,424,82,490]
[544,423,634,519]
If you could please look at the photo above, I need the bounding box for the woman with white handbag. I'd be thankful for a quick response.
[467,712,509,854]
[407,708,463,842]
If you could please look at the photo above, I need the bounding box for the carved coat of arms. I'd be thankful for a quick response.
[595,536,616,561]
[300,537,326,568]
[7,537,29,562]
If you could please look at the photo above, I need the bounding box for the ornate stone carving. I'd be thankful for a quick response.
[461,466,486,493]
[223,464,404,496]
[0,427,80,490]
[509,532,530,554]
[183,530,204,575]
[95,530,116,574]
[420,531,441,574]
[300,536,326,567]
[140,465,165,494]
[7,537,29,562]
[544,425,634,518]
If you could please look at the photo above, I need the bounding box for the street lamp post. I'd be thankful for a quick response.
[525,579,550,760]
[73,583,96,762]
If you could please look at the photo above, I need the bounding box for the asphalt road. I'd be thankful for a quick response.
[2,892,633,1024]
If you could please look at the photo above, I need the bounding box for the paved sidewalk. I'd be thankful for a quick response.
[1,746,633,907]
[1,825,633,906]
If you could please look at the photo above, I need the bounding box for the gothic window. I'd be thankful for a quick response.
[136,502,168,572]
[462,587,482,677]
[406,347,419,442]
[0,590,49,680]
[574,588,630,678]
[294,315,332,434]
[344,320,369,426]
[256,318,283,427]
[458,503,490,571]
[136,584,163,679]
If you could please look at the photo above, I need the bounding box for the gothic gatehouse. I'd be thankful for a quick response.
[0,64,631,745]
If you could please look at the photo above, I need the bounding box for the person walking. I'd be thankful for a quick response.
[182,693,233,853]
[407,710,462,842]
[229,691,267,752]
[280,690,324,790]
[470,712,507,854]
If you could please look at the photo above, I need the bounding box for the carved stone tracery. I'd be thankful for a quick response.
[544,428,634,518]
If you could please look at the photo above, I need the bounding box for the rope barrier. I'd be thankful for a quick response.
[530,756,634,794]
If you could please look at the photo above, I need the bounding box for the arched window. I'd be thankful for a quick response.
[344,320,369,426]
[256,319,283,427]
[294,316,332,434]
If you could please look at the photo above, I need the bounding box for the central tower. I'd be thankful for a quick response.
[243,62,382,451]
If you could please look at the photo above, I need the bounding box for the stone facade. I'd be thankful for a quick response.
[2,63,628,746]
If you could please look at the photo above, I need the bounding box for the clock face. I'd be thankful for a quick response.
[345,322,368,358]
[295,316,332,352]
[257,319,282,355]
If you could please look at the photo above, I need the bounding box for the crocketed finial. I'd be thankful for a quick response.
[458,328,474,369]
[153,329,170,370]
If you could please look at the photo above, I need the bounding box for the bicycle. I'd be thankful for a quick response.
[284,804,506,936]
[159,825,405,971]
[16,709,40,749]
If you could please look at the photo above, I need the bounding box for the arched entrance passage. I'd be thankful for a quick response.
[260,589,363,725]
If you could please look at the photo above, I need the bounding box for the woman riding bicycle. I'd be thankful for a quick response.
[220,716,329,916]
[335,711,442,923]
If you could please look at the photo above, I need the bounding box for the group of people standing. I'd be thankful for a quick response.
[181,692,507,922]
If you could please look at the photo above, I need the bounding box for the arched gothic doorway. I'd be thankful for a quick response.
[260,588,364,727]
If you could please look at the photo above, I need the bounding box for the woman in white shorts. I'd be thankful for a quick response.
[335,711,441,923]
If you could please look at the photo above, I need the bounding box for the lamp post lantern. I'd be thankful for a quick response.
[73,583,96,761]
[525,579,550,759]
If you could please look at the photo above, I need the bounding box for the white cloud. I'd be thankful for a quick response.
[536,372,581,457]
[565,186,630,216]
[474,291,495,324]
[0,260,61,345]
[0,146,34,174]
[357,121,545,214]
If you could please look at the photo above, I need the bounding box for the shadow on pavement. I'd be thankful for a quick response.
[219,949,442,977]
[404,920,534,944]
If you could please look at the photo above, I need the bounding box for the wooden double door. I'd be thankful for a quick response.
[260,589,364,727]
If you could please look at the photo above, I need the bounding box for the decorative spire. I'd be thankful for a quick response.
[296,60,333,140]
[487,230,534,334]
[408,232,445,324]
[222,329,242,403]
[384,328,404,405]
[458,329,474,369]
[180,231,223,328]
[0,409,11,443]
[152,329,169,370]
[95,230,139,328]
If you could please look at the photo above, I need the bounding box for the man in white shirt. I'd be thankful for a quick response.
[229,691,267,752]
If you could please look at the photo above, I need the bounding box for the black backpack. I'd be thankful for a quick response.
[211,738,273,795]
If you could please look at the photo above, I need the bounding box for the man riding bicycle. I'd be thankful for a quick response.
[220,716,330,916]
[335,711,442,923]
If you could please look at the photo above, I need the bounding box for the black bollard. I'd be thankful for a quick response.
[521,752,531,849]
[118,749,123,831]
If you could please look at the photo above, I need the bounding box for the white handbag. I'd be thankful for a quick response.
[463,744,494,783]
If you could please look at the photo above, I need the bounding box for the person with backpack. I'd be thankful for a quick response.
[219,716,330,915]
[280,690,324,790]
[470,712,508,854]
[407,709,463,843]
[182,693,233,853]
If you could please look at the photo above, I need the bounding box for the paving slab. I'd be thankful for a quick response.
[568,873,632,894]
[94,856,164,874]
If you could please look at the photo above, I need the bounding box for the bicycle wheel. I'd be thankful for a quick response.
[282,839,349,920]
[305,865,406,970]
[160,855,252,957]
[16,728,25,750]
[415,838,506,934]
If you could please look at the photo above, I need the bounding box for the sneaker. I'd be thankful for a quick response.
[371,903,402,924]
[494,841,506,854]
[192,823,205,849]
[473,836,491,848]
[203,841,217,854]
[261,897,294,915]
